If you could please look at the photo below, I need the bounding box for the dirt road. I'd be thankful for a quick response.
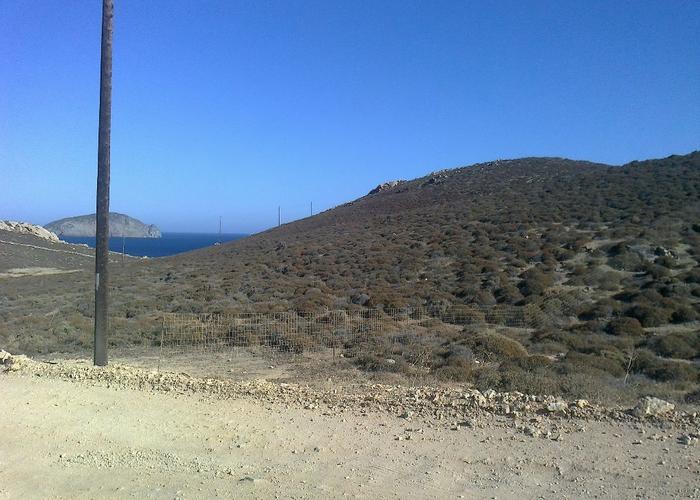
[1,365,699,499]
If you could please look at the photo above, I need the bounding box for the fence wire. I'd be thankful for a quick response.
[160,305,543,357]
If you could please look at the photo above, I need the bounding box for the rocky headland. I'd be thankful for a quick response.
[45,213,161,238]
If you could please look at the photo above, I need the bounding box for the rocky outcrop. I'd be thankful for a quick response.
[45,213,161,238]
[368,180,405,195]
[0,221,60,242]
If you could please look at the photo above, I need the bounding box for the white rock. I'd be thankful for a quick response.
[632,397,675,418]
[0,220,60,242]
[547,401,568,413]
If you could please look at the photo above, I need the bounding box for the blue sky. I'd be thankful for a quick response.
[1,1,699,233]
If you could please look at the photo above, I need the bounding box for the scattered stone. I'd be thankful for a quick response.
[547,401,567,413]
[632,397,675,418]
[0,350,695,434]
[483,389,497,399]
[678,434,698,446]
[239,476,263,484]
[524,426,541,438]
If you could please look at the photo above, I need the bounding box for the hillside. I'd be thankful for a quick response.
[45,212,161,238]
[166,153,700,314]
[2,151,699,404]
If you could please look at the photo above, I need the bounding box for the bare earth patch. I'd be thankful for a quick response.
[1,352,698,499]
[0,267,81,278]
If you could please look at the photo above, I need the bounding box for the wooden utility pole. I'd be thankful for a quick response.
[278,206,281,227]
[310,201,313,216]
[94,0,113,366]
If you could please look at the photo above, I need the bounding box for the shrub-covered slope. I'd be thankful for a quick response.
[167,152,700,317]
[3,151,699,403]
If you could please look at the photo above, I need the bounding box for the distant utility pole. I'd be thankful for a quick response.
[310,201,313,216]
[94,0,113,367]
[278,206,281,227]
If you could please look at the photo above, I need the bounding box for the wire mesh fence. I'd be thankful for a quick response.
[160,304,544,358]
[160,309,382,356]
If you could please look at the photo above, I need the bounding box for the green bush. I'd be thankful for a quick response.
[493,284,523,304]
[633,350,699,382]
[518,268,553,297]
[685,388,700,403]
[626,304,673,327]
[457,330,528,362]
[353,353,411,373]
[433,356,474,382]
[639,262,671,279]
[671,305,699,323]
[648,332,700,360]
[578,299,623,321]
[681,268,700,284]
[655,256,678,269]
[608,248,642,271]
[506,354,554,370]
[563,351,626,378]
[606,317,645,337]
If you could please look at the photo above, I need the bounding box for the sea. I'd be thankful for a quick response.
[59,232,247,258]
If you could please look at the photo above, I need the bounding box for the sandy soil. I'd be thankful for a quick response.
[0,267,82,278]
[2,363,699,499]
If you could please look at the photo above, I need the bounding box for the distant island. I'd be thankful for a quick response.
[45,213,161,238]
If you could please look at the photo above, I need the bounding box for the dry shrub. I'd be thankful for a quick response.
[578,299,624,321]
[671,305,699,323]
[433,357,474,382]
[608,246,643,271]
[648,332,700,360]
[625,304,673,327]
[568,267,622,291]
[682,268,700,284]
[562,351,626,378]
[458,329,528,362]
[518,267,553,297]
[606,317,645,337]
[633,350,699,382]
[511,354,555,370]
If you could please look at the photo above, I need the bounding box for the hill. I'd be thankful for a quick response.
[2,151,699,404]
[167,153,700,314]
[45,212,161,238]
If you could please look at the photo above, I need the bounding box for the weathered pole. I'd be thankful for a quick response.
[94,0,113,366]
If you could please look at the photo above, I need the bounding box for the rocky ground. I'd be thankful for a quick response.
[1,351,699,499]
